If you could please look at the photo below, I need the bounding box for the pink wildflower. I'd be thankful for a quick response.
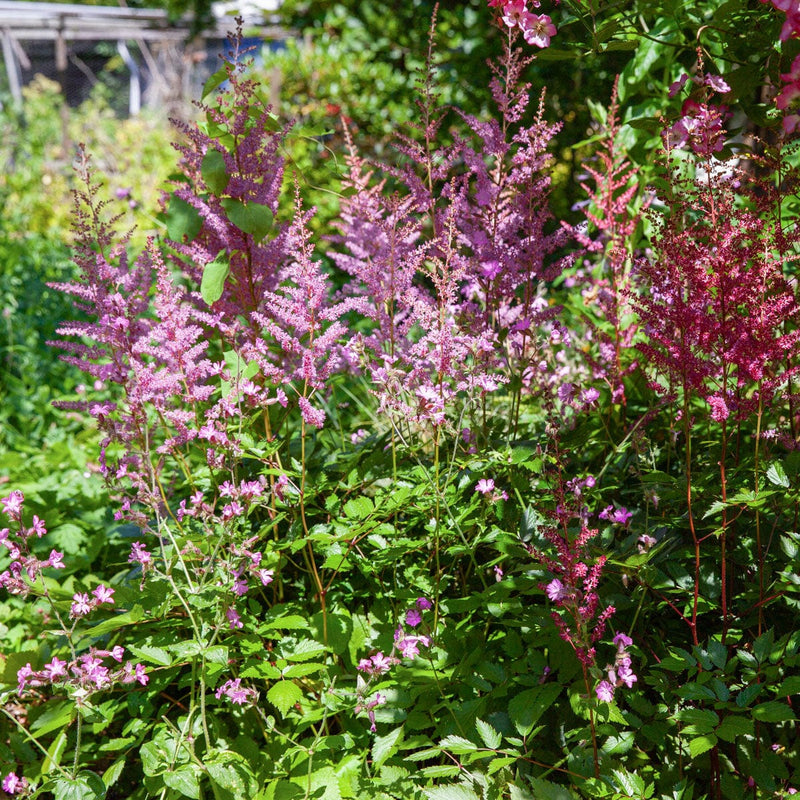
[475,478,495,495]
[596,680,615,702]
[523,14,557,48]
[92,584,115,605]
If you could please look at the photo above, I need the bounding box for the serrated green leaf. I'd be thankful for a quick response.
[267,680,302,717]
[777,675,800,697]
[50,771,106,800]
[766,461,790,488]
[48,523,86,554]
[508,684,561,735]
[31,701,76,736]
[423,786,481,800]
[487,756,517,775]
[420,766,463,778]
[677,708,719,733]
[200,255,230,305]
[752,701,796,722]
[166,195,202,242]
[372,726,403,768]
[263,614,309,631]
[282,662,325,678]
[163,765,201,799]
[201,149,229,195]
[438,735,478,754]
[527,776,578,800]
[205,645,229,666]
[475,718,501,749]
[343,496,374,520]
[221,198,273,242]
[688,734,718,758]
[101,758,125,790]
[716,715,754,742]
[127,644,172,666]
[206,750,258,800]
[736,684,762,708]
[707,639,728,670]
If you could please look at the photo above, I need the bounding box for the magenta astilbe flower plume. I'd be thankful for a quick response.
[634,160,800,424]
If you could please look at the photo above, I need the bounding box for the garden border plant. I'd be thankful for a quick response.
[2,1,800,798]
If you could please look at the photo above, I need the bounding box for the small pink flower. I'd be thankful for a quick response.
[501,0,528,29]
[226,607,243,629]
[416,597,432,611]
[43,657,68,680]
[405,608,422,628]
[47,550,65,569]
[596,680,615,702]
[546,578,569,602]
[92,584,115,605]
[523,13,557,48]
[2,772,28,795]
[70,592,93,618]
[475,478,495,495]
[129,542,152,566]
[1,491,24,519]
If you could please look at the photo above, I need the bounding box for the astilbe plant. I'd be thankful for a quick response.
[571,78,646,405]
[332,20,569,442]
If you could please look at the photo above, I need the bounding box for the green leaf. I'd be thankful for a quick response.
[707,639,728,670]
[166,195,203,242]
[487,756,517,775]
[263,614,309,631]
[716,715,754,742]
[419,766,463,778]
[221,198,273,242]
[677,708,719,734]
[508,684,561,735]
[206,750,258,800]
[752,701,796,722]
[688,734,718,758]
[766,461,790,488]
[372,726,404,769]
[200,255,230,306]
[101,758,125,790]
[31,701,77,736]
[48,522,86,554]
[282,662,325,679]
[267,680,302,717]
[50,771,106,800]
[126,644,172,666]
[85,604,145,638]
[423,787,481,800]
[527,776,578,800]
[163,765,201,799]
[201,149,229,195]
[43,729,69,775]
[203,66,229,98]
[777,675,800,697]
[343,496,374,519]
[475,718,501,749]
[438,735,478,754]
